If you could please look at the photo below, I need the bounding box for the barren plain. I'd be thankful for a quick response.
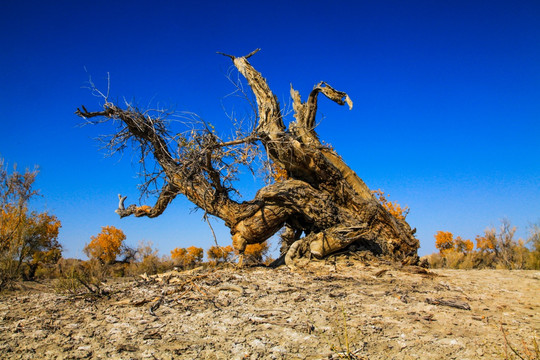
[1,257,538,359]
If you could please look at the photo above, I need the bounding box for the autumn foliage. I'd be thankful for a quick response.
[171,246,204,268]
[434,231,456,253]
[0,159,62,288]
[475,231,496,253]
[270,162,288,183]
[434,231,474,255]
[207,245,234,264]
[429,220,539,269]
[244,241,269,263]
[372,189,409,221]
[84,226,126,264]
[170,247,187,262]
[186,246,204,266]
[454,236,474,254]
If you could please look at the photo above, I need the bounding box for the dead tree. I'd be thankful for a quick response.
[76,49,419,267]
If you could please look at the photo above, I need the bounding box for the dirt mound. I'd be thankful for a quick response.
[1,260,538,359]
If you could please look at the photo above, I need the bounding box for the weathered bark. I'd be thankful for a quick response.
[76,49,419,267]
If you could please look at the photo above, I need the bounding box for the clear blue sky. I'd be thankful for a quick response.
[1,0,539,259]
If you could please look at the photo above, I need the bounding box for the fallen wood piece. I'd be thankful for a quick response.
[149,297,162,316]
[257,308,289,314]
[426,298,471,310]
[217,284,244,295]
[133,297,160,307]
[403,266,437,276]
[109,297,152,307]
[162,273,213,296]
[374,269,389,277]
[143,331,162,340]
[249,317,290,327]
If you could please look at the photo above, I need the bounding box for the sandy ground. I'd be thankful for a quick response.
[0,259,539,359]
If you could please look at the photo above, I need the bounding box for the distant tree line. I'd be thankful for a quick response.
[428,219,540,269]
[2,156,538,294]
[0,157,274,292]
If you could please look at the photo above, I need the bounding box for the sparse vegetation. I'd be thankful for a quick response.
[328,305,365,359]
[500,324,540,360]
[207,245,234,265]
[427,220,540,269]
[170,246,204,269]
[0,158,62,290]
[13,262,531,359]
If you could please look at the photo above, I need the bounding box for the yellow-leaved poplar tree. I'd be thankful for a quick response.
[454,236,474,254]
[475,230,496,253]
[170,247,187,261]
[1,159,62,287]
[171,247,188,267]
[185,246,203,266]
[244,241,269,263]
[84,226,126,264]
[207,245,234,264]
[171,246,203,268]
[434,231,454,253]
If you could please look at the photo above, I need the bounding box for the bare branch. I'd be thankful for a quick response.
[221,52,285,137]
[244,48,261,59]
[217,48,260,60]
[115,183,179,218]
[214,134,258,148]
[291,81,353,133]
[117,194,127,210]
[216,51,235,60]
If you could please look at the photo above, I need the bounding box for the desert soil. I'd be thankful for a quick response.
[0,259,538,359]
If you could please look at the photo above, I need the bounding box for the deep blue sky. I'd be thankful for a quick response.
[1,0,539,259]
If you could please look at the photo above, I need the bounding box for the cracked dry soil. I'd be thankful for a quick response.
[1,259,539,359]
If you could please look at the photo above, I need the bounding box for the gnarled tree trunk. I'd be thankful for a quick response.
[76,49,419,267]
